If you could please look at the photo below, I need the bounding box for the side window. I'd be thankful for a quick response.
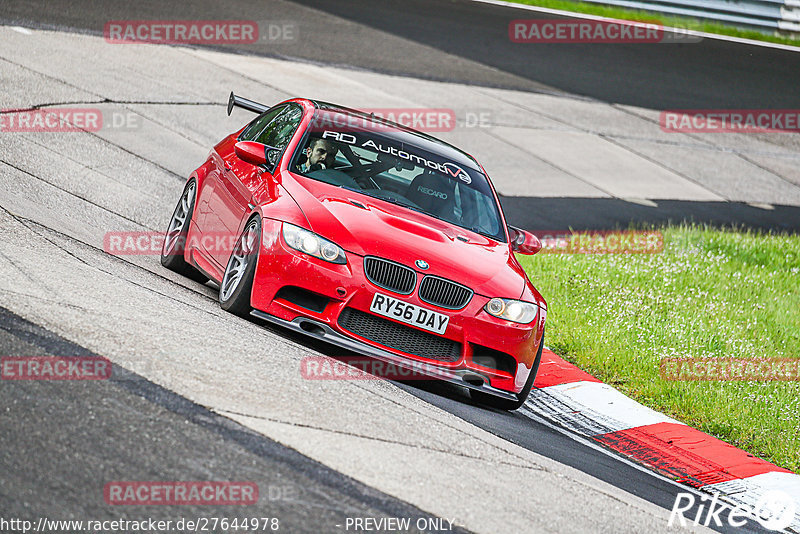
[238,105,286,142]
[253,104,303,150]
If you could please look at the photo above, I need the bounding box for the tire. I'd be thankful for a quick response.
[219,216,261,318]
[161,179,209,283]
[472,329,544,411]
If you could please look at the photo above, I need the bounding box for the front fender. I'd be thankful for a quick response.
[191,158,214,192]
[235,181,312,246]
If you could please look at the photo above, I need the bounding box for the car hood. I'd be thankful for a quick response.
[280,175,528,298]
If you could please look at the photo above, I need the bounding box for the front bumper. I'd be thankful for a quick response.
[250,218,545,396]
[250,310,519,401]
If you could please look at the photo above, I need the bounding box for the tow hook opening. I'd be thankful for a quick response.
[462,373,485,387]
[299,320,326,337]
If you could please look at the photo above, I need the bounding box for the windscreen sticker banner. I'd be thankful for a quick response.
[320,130,472,184]
[442,162,471,184]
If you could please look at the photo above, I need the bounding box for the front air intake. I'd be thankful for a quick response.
[418,275,473,310]
[363,257,416,295]
[338,308,461,362]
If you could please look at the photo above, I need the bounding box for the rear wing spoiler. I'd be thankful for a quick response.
[227,91,268,116]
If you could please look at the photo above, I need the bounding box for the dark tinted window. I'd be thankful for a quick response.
[238,105,286,142]
[253,104,303,150]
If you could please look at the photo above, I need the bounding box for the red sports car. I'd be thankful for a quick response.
[161,92,546,410]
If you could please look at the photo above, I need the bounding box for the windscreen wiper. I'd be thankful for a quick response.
[339,185,362,194]
[468,226,500,241]
[339,186,431,218]
[371,195,427,215]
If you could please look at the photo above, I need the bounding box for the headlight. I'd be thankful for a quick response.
[282,223,346,264]
[484,298,538,324]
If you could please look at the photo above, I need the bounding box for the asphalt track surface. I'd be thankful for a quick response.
[3,0,800,110]
[0,1,795,533]
[3,0,799,232]
[0,310,770,534]
[0,307,471,534]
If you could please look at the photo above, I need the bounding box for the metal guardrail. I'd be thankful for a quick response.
[578,0,800,35]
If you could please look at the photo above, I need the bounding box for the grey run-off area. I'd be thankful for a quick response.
[0,24,732,534]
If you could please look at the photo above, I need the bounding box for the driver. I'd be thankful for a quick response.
[297,137,339,173]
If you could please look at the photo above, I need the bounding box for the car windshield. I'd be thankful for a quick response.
[290,109,506,242]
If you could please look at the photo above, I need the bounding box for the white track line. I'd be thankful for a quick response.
[707,472,800,533]
[529,381,683,435]
[524,381,800,532]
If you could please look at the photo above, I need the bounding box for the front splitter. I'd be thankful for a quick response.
[250,309,519,401]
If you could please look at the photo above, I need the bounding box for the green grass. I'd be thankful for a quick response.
[507,0,800,47]
[517,225,800,473]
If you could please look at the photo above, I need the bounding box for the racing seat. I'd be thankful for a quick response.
[405,170,457,220]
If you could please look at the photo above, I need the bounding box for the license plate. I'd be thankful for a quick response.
[369,293,449,335]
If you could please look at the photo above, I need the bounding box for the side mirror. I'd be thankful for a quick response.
[234,141,281,168]
[509,226,541,255]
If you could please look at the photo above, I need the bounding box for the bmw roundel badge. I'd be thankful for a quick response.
[415,259,429,270]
